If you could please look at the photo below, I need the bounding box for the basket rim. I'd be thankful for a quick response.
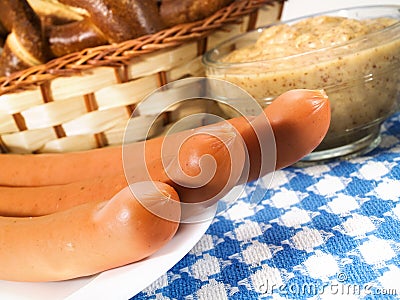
[0,0,283,95]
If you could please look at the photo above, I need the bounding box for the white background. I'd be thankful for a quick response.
[281,0,400,20]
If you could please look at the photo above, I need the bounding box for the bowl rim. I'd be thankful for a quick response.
[202,4,400,69]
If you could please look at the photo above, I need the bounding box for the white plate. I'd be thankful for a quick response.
[0,217,213,300]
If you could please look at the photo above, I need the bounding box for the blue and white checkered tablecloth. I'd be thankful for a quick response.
[132,112,400,300]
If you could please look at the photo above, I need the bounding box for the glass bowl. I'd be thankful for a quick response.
[203,5,400,161]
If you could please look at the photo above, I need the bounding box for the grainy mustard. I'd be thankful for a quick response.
[208,15,400,151]
[223,16,396,62]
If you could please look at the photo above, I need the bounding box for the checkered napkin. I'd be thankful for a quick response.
[133,112,400,300]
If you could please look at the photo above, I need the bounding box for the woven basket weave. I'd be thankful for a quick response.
[0,0,284,154]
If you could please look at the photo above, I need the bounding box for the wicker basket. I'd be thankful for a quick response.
[0,0,284,154]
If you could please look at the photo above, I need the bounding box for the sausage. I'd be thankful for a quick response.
[268,89,331,168]
[0,89,330,187]
[234,88,331,179]
[0,181,181,282]
[128,88,330,205]
[0,174,128,217]
[0,145,125,186]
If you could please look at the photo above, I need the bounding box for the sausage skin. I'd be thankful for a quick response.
[0,181,180,282]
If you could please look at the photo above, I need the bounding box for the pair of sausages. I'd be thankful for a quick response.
[0,89,331,282]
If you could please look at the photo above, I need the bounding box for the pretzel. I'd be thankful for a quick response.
[0,0,236,76]
[48,0,165,57]
[0,0,50,76]
[160,0,233,27]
